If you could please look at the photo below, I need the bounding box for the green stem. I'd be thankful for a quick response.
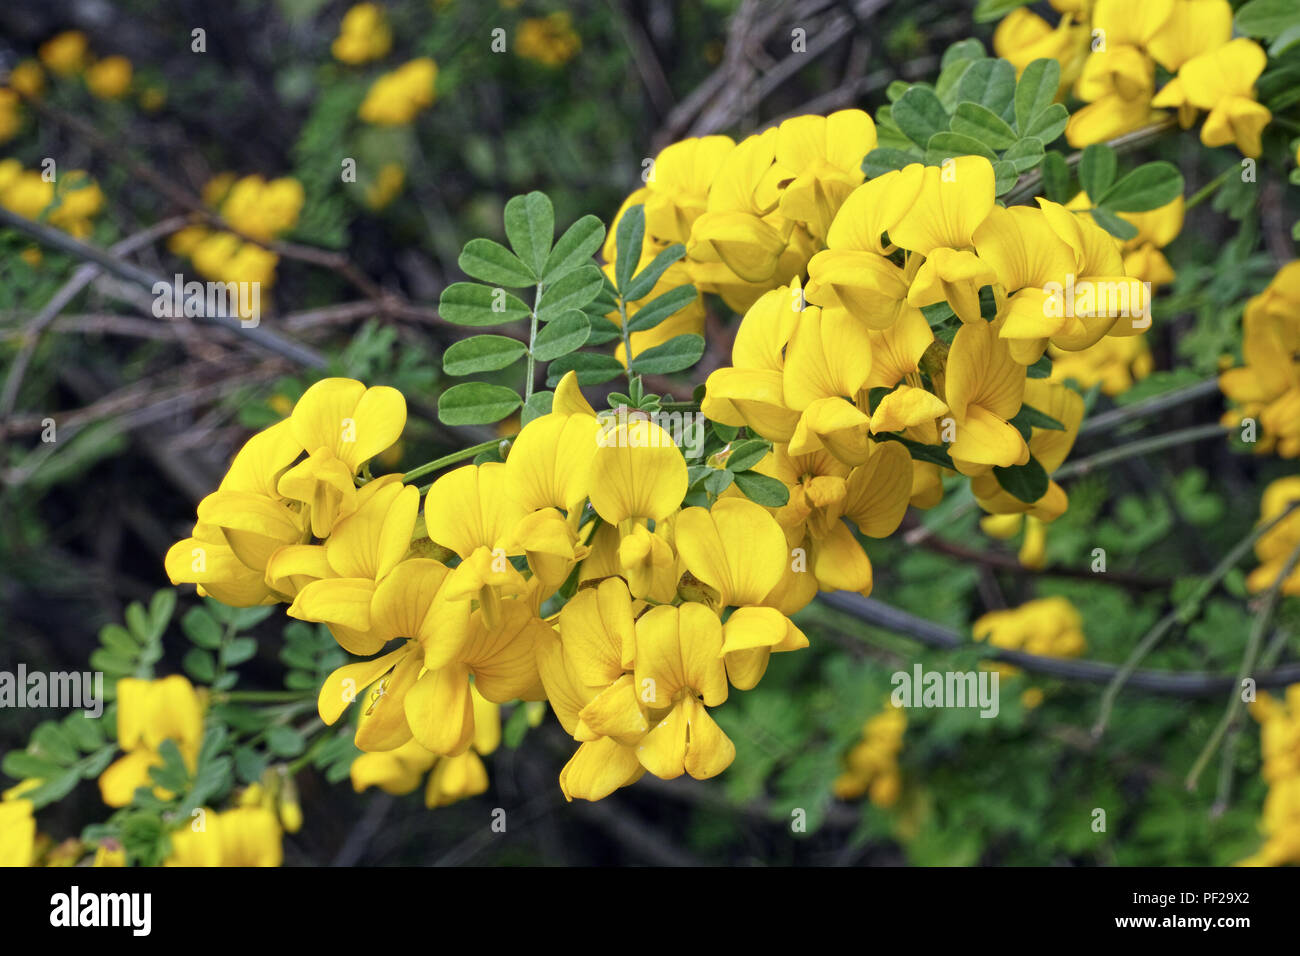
[525,280,543,402]
[617,293,639,393]
[1184,168,1233,212]
[1055,423,1228,481]
[1091,501,1300,738]
[220,690,314,704]
[401,438,501,484]
[1186,534,1300,792]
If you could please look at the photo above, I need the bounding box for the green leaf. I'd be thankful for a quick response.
[993,160,1019,196]
[951,102,1018,150]
[542,214,605,281]
[266,725,306,758]
[625,243,686,301]
[614,204,646,294]
[1014,59,1061,134]
[724,439,771,472]
[993,456,1049,503]
[941,39,986,67]
[973,0,1032,22]
[935,58,979,111]
[438,382,523,426]
[1088,207,1139,240]
[1078,144,1117,201]
[877,433,956,469]
[32,722,78,766]
[221,637,258,667]
[627,284,697,333]
[148,589,176,638]
[183,648,216,683]
[546,353,625,387]
[926,132,998,164]
[1002,136,1045,173]
[458,238,535,287]
[1040,150,1069,203]
[100,624,139,657]
[1027,353,1052,379]
[438,282,531,327]
[732,471,790,507]
[3,750,64,780]
[64,713,105,752]
[892,86,951,146]
[443,335,528,375]
[1097,161,1184,212]
[1022,103,1068,145]
[704,468,736,497]
[863,147,925,178]
[182,607,222,649]
[531,310,591,361]
[125,602,150,642]
[630,334,705,375]
[1235,0,1300,40]
[504,191,554,276]
[521,390,554,425]
[1009,403,1066,434]
[538,265,604,319]
[956,58,1017,123]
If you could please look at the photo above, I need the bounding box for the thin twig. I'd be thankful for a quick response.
[817,592,1300,695]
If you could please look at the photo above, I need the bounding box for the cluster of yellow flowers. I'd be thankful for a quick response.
[359,58,438,125]
[684,148,1139,550]
[994,0,1271,156]
[0,159,105,240]
[1219,262,1300,459]
[0,672,289,867]
[0,795,36,866]
[167,173,304,292]
[36,29,136,100]
[166,803,284,867]
[1049,335,1153,397]
[163,374,828,800]
[0,60,43,144]
[351,686,504,807]
[1241,685,1300,866]
[1247,476,1300,596]
[974,596,1087,708]
[515,12,582,67]
[98,676,203,808]
[332,3,393,65]
[832,702,906,808]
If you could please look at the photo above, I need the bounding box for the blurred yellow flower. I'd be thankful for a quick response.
[359,58,437,125]
[38,31,89,76]
[516,13,581,67]
[86,55,133,100]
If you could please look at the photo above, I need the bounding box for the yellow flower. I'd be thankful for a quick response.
[39,31,89,76]
[587,418,688,525]
[1176,38,1272,158]
[632,603,734,780]
[9,61,45,99]
[768,109,877,240]
[99,676,204,808]
[166,806,282,866]
[86,55,132,100]
[364,162,405,210]
[515,12,581,67]
[0,89,20,145]
[833,702,906,807]
[943,318,1030,474]
[359,58,437,125]
[642,137,735,245]
[276,378,407,537]
[332,3,393,64]
[0,799,36,866]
